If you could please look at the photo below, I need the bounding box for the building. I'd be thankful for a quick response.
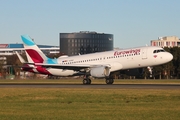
[0,43,59,55]
[60,31,113,56]
[151,36,180,47]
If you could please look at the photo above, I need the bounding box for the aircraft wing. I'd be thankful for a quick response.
[33,63,111,71]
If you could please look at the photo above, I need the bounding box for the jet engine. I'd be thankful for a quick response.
[90,66,110,78]
[122,68,144,76]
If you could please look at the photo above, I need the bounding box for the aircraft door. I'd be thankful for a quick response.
[142,48,147,59]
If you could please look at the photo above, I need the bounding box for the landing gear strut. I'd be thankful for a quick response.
[147,66,153,78]
[105,78,114,84]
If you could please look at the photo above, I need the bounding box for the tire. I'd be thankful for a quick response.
[106,78,114,84]
[83,79,91,85]
[83,79,88,84]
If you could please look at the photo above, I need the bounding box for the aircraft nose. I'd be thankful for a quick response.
[167,53,173,62]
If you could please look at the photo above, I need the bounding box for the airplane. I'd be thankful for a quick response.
[21,35,173,84]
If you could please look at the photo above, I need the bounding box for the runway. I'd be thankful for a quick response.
[0,84,180,89]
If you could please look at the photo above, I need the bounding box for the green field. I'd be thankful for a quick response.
[0,79,180,120]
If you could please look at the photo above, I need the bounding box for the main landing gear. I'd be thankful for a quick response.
[83,78,91,85]
[105,78,114,84]
[82,76,114,85]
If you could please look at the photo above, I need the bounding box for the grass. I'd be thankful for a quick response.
[0,79,180,120]
[0,88,180,120]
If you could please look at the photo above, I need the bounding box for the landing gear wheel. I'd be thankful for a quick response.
[83,78,91,85]
[105,78,114,84]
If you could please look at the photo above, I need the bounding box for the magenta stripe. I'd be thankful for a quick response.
[26,49,44,63]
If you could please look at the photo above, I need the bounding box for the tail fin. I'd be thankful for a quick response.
[21,35,57,64]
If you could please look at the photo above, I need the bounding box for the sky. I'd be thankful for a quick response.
[1,0,180,48]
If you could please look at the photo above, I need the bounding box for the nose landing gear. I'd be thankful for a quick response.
[147,66,153,78]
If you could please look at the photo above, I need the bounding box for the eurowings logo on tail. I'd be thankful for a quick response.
[21,35,58,64]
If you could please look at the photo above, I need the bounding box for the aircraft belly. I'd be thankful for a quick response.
[122,61,139,69]
[121,57,143,69]
[110,62,123,72]
[47,68,76,76]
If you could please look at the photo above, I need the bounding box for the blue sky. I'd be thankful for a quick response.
[1,0,180,48]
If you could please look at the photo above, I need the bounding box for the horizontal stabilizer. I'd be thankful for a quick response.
[15,51,26,63]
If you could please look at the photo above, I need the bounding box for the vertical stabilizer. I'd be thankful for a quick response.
[21,35,58,64]
[21,35,54,64]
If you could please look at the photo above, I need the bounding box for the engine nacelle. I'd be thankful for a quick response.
[90,66,110,78]
[122,68,143,76]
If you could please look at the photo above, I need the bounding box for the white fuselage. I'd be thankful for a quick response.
[54,46,172,73]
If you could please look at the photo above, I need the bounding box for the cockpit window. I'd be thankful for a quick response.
[153,49,165,53]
